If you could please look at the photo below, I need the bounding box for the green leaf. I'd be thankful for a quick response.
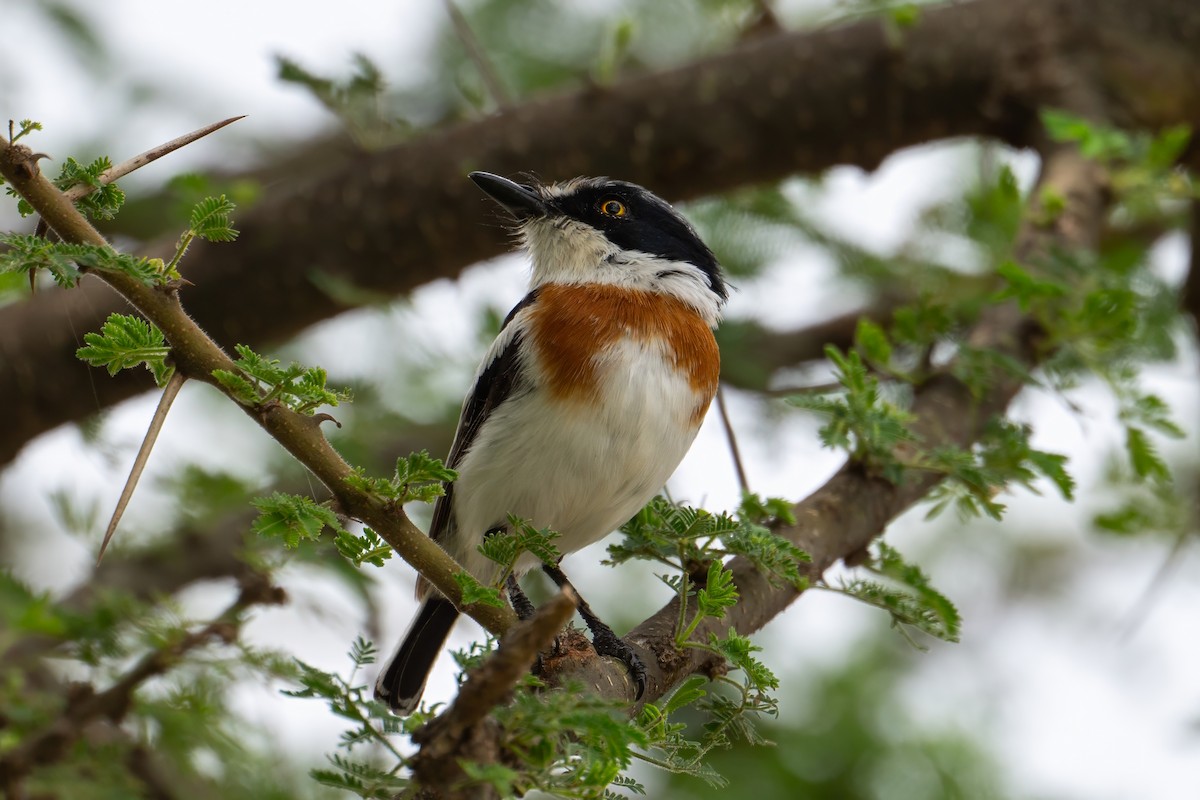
[1025,449,1076,500]
[0,233,78,286]
[593,17,636,84]
[348,636,378,668]
[459,761,520,795]
[53,156,126,220]
[1125,426,1170,483]
[75,313,173,386]
[1092,477,1186,539]
[0,236,153,286]
[9,119,43,143]
[454,572,506,608]
[392,451,458,503]
[663,675,708,715]
[839,578,960,644]
[854,318,892,366]
[189,195,239,242]
[1121,392,1185,439]
[736,492,796,528]
[0,572,68,637]
[789,345,917,473]
[213,343,350,413]
[1145,124,1192,170]
[1041,108,1133,161]
[211,368,261,406]
[334,527,394,568]
[343,453,455,511]
[920,419,1073,521]
[251,493,344,548]
[994,260,1067,310]
[608,497,741,568]
[891,300,955,347]
[721,522,809,590]
[477,517,561,575]
[1035,187,1066,224]
[694,561,738,622]
[1093,504,1150,536]
[710,630,777,693]
[312,753,410,797]
[833,545,962,644]
[274,53,394,146]
[869,543,962,642]
[1041,108,1092,145]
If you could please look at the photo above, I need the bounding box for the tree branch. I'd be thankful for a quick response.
[0,138,517,640]
[411,589,579,799]
[6,0,1196,464]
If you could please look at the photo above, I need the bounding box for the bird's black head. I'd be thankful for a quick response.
[469,172,728,305]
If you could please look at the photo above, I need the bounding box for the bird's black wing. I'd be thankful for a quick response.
[428,289,540,543]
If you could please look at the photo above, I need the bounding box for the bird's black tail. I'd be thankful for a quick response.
[374,597,459,714]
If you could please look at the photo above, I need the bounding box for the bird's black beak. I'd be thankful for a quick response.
[468,171,546,220]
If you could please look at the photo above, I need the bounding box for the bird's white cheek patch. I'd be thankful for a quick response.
[524,219,615,285]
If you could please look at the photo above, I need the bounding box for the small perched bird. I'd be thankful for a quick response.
[375,172,726,713]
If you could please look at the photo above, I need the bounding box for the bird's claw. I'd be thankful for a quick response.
[590,626,647,699]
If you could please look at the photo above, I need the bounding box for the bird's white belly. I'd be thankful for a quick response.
[448,337,705,582]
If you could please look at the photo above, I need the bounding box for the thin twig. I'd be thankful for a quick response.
[63,116,246,201]
[1118,523,1194,640]
[96,370,186,564]
[714,384,750,495]
[442,0,512,109]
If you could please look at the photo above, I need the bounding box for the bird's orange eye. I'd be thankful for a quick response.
[599,198,627,218]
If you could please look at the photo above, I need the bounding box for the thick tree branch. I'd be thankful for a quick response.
[4,0,1197,464]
